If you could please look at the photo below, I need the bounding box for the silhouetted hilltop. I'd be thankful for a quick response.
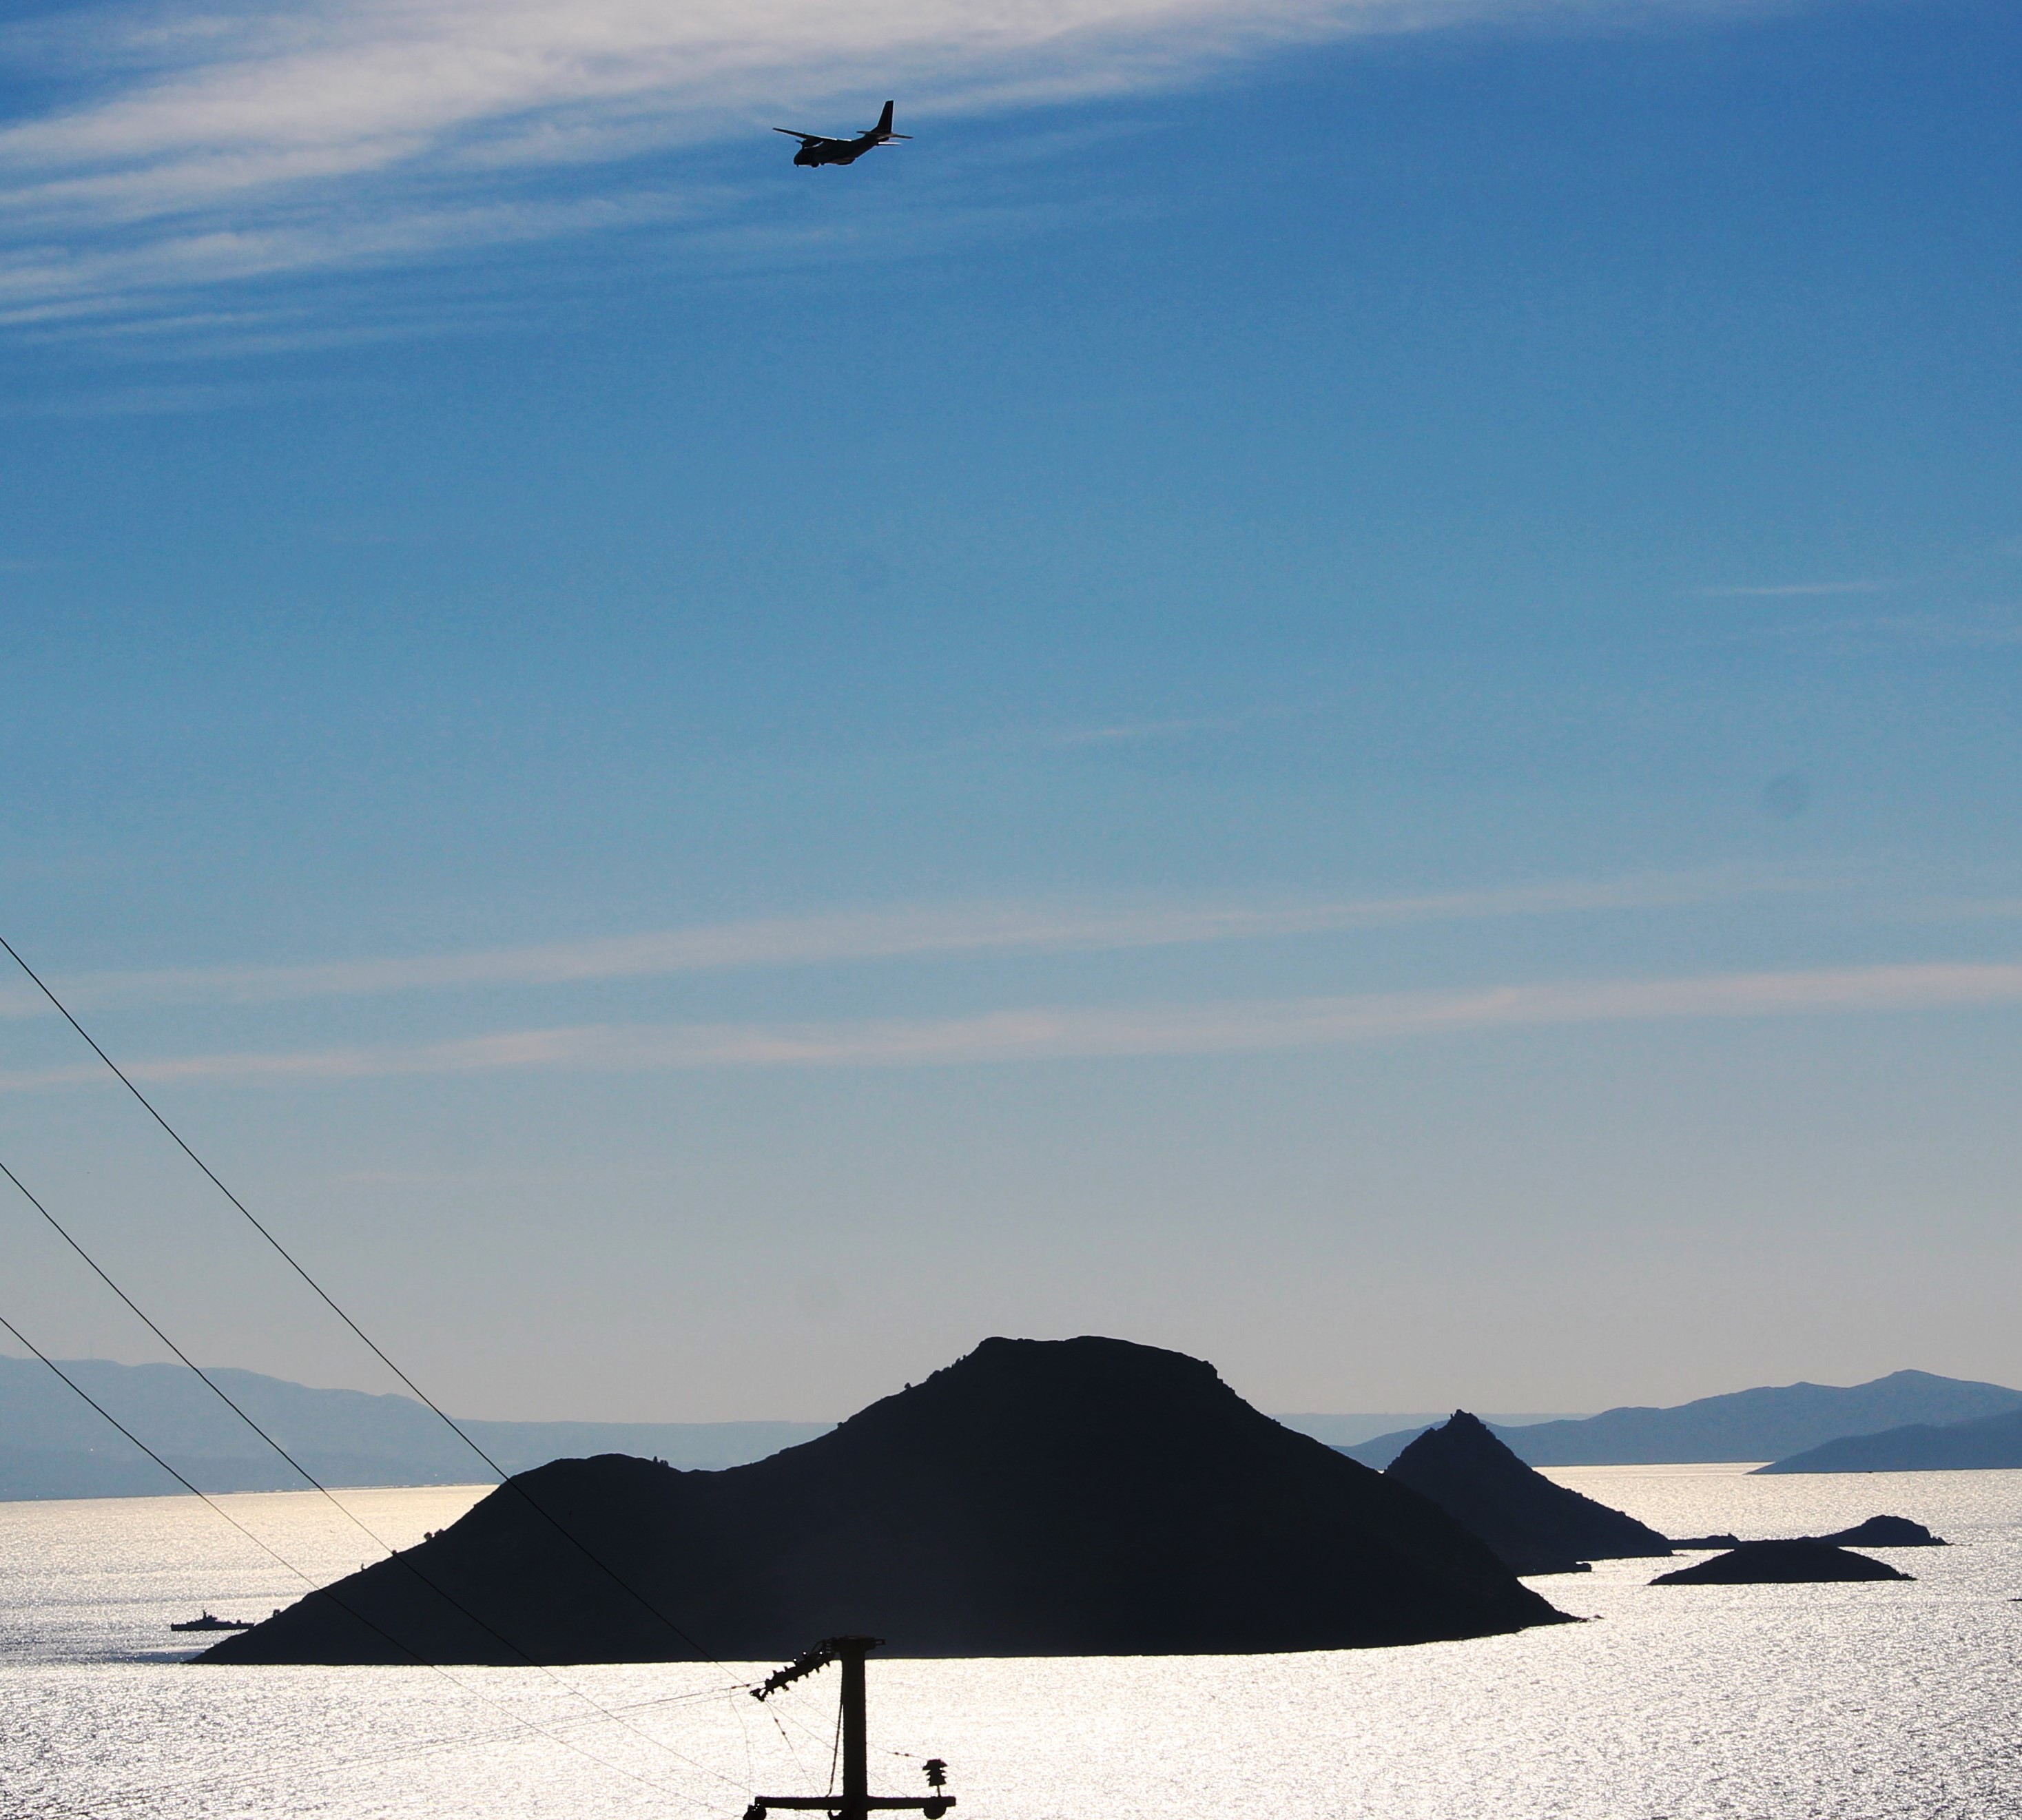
[1272,1411,1586,1448]
[1385,1411,1672,1575]
[1343,1370,2022,1468]
[203,1337,1569,1664]
[1651,1542,1912,1584]
[0,1354,827,1500]
[1755,1407,2022,1474]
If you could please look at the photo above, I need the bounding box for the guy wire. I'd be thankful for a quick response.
[68,1679,759,1820]
[0,1307,726,1816]
[0,929,728,1668]
[0,1155,749,1797]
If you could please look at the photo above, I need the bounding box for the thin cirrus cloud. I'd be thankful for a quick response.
[0,870,1781,1020]
[5,959,2021,1093]
[0,0,1779,322]
[1687,580,1900,599]
[1717,610,2022,654]
[1033,715,1245,747]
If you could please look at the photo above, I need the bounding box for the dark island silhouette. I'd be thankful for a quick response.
[1810,1515,1946,1547]
[1756,1406,2022,1474]
[1650,1541,1913,1585]
[1384,1411,1673,1575]
[200,1336,1569,1664]
[1670,1514,1945,1549]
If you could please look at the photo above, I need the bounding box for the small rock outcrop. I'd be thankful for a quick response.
[201,1337,1571,1664]
[1808,1515,1946,1547]
[1385,1411,1673,1576]
[1669,1515,1945,1549]
[1650,1541,1912,1584]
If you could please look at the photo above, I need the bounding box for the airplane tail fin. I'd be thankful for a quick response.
[876,100,895,137]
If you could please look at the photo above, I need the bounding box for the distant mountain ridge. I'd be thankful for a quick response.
[0,1355,829,1501]
[1339,1371,2022,1469]
[1756,1407,2022,1474]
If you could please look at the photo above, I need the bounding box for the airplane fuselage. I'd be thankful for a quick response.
[794,134,877,168]
[776,103,908,169]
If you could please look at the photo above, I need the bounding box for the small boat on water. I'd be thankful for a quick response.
[170,1611,254,1633]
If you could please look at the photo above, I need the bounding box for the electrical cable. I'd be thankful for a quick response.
[0,1155,750,1797]
[0,931,887,1814]
[763,1697,814,1785]
[58,1679,760,1820]
[0,929,730,1669]
[765,1688,923,1763]
[0,1306,725,1817]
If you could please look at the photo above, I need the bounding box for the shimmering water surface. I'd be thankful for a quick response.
[3,1465,2018,1819]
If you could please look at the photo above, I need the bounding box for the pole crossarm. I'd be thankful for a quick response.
[745,1635,956,1820]
[752,1799,956,1810]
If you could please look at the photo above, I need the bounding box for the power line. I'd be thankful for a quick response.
[58,1678,759,1820]
[0,929,725,1665]
[0,1305,725,1818]
[0,1154,749,1797]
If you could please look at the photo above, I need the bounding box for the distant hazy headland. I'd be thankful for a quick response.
[1340,1370,2022,1471]
[0,1355,829,1501]
[1755,1405,2022,1473]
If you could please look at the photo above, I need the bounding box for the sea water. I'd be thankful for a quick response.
[1,1465,2018,1819]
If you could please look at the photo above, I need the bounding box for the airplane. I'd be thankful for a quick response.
[773,101,911,168]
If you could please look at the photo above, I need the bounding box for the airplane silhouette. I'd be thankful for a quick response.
[774,101,911,168]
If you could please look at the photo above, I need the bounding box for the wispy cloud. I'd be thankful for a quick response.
[1035,715,1244,747]
[1717,608,2022,654]
[6,958,2019,1091]
[0,871,1778,1019]
[1895,895,2022,924]
[1857,612,2022,650]
[0,0,1780,324]
[1687,580,1899,599]
[1,374,360,416]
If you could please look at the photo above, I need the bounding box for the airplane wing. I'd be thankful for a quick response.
[772,128,833,143]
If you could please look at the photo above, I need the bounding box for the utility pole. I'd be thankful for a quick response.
[838,1637,870,1820]
[748,1636,955,1820]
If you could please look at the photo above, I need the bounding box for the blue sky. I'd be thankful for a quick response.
[2,0,2020,1422]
